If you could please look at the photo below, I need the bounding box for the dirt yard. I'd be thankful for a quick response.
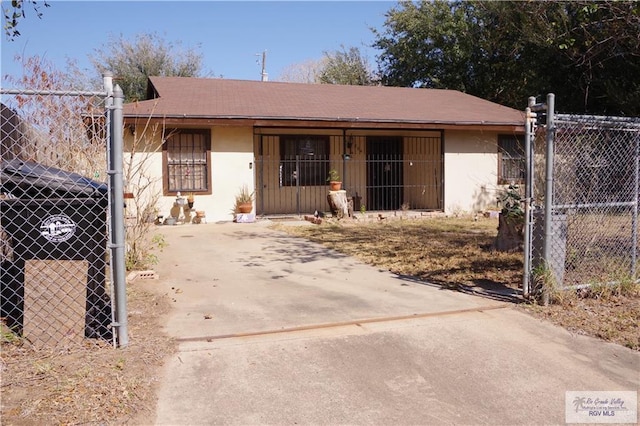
[1,280,175,425]
[1,215,637,425]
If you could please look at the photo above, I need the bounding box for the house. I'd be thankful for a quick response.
[122,77,525,222]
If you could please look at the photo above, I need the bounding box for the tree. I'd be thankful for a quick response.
[277,58,326,83]
[374,1,473,90]
[3,55,105,175]
[318,45,376,86]
[2,0,49,40]
[535,1,640,115]
[90,32,204,102]
[277,46,376,86]
[4,54,167,270]
[373,1,640,115]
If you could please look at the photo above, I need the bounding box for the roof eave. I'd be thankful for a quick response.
[123,113,523,127]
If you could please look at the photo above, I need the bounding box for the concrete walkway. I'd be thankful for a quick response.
[148,220,639,425]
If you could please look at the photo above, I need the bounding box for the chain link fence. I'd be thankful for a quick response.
[524,95,639,296]
[1,80,127,349]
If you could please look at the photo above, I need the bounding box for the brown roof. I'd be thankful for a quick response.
[123,76,524,128]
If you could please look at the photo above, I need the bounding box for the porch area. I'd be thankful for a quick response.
[253,131,443,217]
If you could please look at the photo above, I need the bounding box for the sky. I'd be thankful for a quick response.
[1,1,396,86]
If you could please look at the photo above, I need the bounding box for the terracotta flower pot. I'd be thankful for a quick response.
[329,181,342,191]
[238,202,253,214]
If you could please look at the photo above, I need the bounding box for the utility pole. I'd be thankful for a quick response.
[256,50,268,81]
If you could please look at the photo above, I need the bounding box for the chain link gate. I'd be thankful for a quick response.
[523,94,640,299]
[1,75,128,349]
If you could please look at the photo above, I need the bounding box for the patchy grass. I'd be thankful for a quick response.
[277,217,522,294]
[275,216,639,350]
[525,279,640,350]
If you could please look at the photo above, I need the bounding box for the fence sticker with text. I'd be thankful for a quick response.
[40,214,77,242]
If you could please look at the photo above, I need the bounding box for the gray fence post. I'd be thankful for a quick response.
[102,72,117,347]
[109,85,128,347]
[541,93,555,304]
[633,132,639,280]
[295,155,301,216]
[522,104,534,296]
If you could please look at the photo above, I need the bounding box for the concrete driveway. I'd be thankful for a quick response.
[148,220,639,425]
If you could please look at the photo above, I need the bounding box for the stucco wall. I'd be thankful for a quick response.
[209,127,254,221]
[124,125,505,220]
[124,126,254,223]
[443,130,499,214]
[122,126,164,222]
[123,151,163,219]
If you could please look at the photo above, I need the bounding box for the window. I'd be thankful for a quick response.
[163,129,211,195]
[498,134,525,184]
[280,135,329,186]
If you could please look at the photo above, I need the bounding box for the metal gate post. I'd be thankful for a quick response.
[522,104,535,297]
[295,155,300,216]
[632,131,639,280]
[102,72,117,347]
[109,85,128,347]
[541,93,555,304]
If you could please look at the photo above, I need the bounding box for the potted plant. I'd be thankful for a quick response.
[327,169,342,191]
[234,184,254,214]
[187,192,195,209]
[494,184,525,252]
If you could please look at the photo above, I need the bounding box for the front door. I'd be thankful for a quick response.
[367,136,403,210]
